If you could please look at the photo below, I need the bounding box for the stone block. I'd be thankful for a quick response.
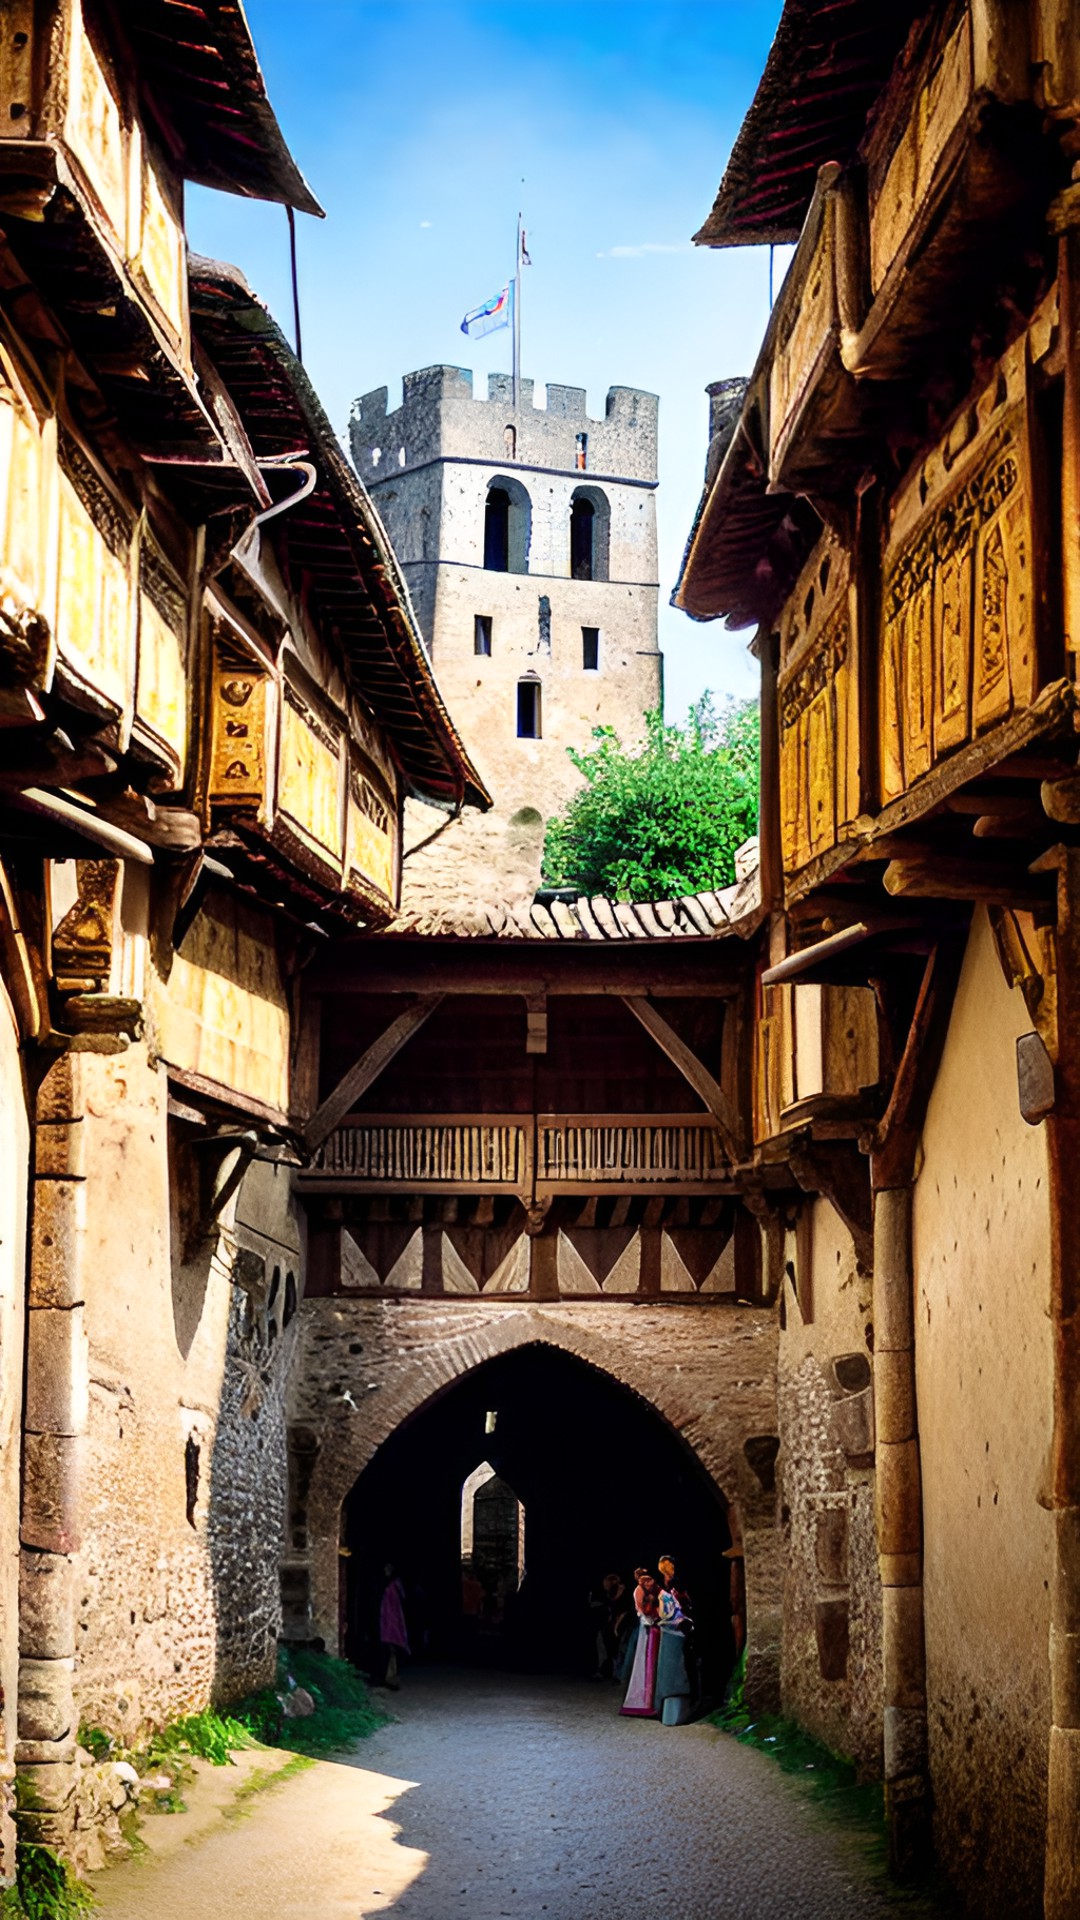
[879,1550,922,1586]
[34,1122,86,1182]
[29,1181,86,1308]
[35,1056,84,1124]
[20,1550,75,1660]
[16,1807,75,1850]
[21,1433,83,1554]
[883,1704,928,1781]
[1050,1624,1080,1728]
[15,1736,77,1767]
[24,1306,88,1437]
[875,1438,922,1558]
[830,1386,875,1461]
[1046,1726,1080,1919]
[882,1584,927,1706]
[814,1507,849,1585]
[814,1598,850,1681]
[873,1348,916,1444]
[1053,1505,1080,1634]
[18,1659,75,1743]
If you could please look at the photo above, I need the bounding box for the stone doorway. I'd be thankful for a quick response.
[340,1343,737,1694]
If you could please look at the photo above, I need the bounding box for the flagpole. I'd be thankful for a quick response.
[512,212,522,414]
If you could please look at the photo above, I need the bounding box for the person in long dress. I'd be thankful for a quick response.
[655,1552,695,1725]
[377,1562,409,1689]
[619,1568,661,1716]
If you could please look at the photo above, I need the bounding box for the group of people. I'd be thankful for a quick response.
[590,1556,696,1725]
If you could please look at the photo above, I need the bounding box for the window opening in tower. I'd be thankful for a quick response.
[517,679,542,739]
[485,486,511,571]
[570,494,595,579]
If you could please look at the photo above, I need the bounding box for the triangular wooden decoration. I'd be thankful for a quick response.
[561,1224,637,1287]
[602,1236,641,1294]
[482,1236,529,1293]
[446,1215,523,1290]
[341,1226,421,1290]
[664,1226,736,1292]
[556,1231,602,1294]
[442,1233,480,1294]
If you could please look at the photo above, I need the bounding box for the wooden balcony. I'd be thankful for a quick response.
[1,0,190,366]
[847,2,1044,382]
[755,982,880,1146]
[206,640,401,919]
[299,1112,731,1198]
[767,165,868,496]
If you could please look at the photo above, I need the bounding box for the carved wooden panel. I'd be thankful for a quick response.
[62,0,127,245]
[346,756,397,905]
[777,534,860,876]
[54,432,134,715]
[208,656,269,809]
[868,11,973,293]
[151,892,291,1116]
[770,189,837,472]
[50,858,120,994]
[880,337,1041,804]
[134,537,188,773]
[277,679,345,874]
[0,352,53,633]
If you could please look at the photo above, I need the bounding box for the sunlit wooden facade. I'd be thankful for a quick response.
[0,0,486,1879]
[678,2,1080,1910]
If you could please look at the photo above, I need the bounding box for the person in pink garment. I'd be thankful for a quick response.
[378,1562,410,1689]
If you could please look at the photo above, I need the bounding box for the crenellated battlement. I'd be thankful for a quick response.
[350,365,658,486]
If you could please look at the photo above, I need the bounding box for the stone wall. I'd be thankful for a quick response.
[914,909,1054,1914]
[285,1295,783,1708]
[0,980,28,1880]
[778,1199,881,1774]
[19,1046,305,1858]
[352,368,658,487]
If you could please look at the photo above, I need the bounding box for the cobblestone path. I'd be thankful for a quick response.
[93,1672,951,1919]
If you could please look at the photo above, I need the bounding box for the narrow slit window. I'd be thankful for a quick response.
[474,615,492,656]
[517,679,541,739]
[575,432,588,471]
[582,626,599,671]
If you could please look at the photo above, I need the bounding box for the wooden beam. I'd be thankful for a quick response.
[882,854,1048,910]
[870,937,966,1190]
[621,995,740,1160]
[304,995,443,1151]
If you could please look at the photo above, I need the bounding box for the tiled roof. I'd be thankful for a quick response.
[386,863,762,942]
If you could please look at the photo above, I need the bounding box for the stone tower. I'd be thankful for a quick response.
[349,366,662,916]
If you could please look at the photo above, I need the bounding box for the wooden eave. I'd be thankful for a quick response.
[106,0,323,216]
[693,0,926,249]
[673,402,820,630]
[189,258,491,815]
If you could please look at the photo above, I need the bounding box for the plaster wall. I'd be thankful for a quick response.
[778,1198,881,1773]
[0,979,28,1876]
[70,1048,301,1738]
[285,1295,783,1707]
[914,908,1054,1914]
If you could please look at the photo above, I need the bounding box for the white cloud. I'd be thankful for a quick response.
[420,219,432,228]
[596,242,693,259]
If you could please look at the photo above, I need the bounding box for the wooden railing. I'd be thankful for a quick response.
[301,1112,730,1195]
[536,1115,727,1191]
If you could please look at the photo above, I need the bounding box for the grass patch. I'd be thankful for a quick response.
[0,1845,95,1920]
[220,1753,314,1824]
[232,1647,390,1757]
[707,1656,952,1912]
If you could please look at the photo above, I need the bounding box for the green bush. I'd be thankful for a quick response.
[542,694,759,902]
[0,1844,94,1920]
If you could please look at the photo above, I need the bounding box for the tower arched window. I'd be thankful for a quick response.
[517,675,541,739]
[484,476,531,574]
[569,486,610,582]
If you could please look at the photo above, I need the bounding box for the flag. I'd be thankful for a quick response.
[520,230,532,267]
[460,286,511,339]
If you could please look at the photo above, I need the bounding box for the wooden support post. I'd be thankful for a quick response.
[621,996,741,1160]
[304,995,443,1152]
[1037,846,1080,1918]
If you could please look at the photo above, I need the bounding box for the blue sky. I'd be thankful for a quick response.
[187,0,783,721]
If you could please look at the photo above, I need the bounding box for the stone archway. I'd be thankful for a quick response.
[285,1297,782,1708]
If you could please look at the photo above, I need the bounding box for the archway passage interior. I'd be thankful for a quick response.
[344,1343,735,1696]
